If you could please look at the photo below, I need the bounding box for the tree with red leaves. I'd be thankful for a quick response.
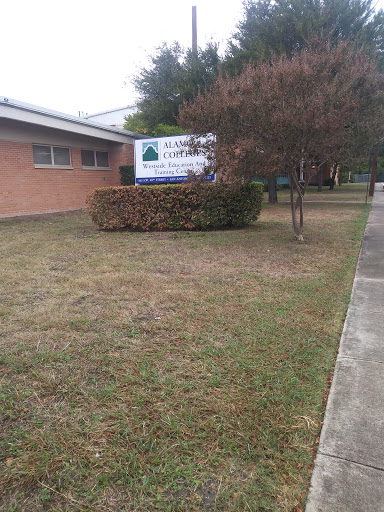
[179,41,384,240]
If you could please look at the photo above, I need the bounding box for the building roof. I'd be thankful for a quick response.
[0,96,147,143]
[83,105,137,129]
[84,105,137,118]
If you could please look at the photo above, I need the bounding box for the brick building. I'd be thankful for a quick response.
[0,97,145,218]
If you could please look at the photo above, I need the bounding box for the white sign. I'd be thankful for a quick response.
[134,134,215,185]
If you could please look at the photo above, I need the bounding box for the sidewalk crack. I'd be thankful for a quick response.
[317,451,384,473]
[354,277,384,282]
[338,355,384,365]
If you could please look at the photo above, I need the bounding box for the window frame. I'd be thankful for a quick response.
[32,144,72,169]
[81,149,111,171]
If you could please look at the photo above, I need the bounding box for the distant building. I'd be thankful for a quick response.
[0,97,145,218]
[83,106,137,129]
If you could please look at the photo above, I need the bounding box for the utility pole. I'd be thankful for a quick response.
[192,6,197,53]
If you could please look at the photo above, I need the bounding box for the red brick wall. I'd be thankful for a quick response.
[109,143,134,174]
[0,140,134,218]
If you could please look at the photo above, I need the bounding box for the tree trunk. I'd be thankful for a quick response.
[329,163,338,190]
[317,165,323,192]
[369,148,378,197]
[299,198,304,230]
[338,166,342,186]
[290,178,304,241]
[288,166,313,241]
[268,177,278,203]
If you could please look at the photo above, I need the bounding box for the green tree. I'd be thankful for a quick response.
[123,111,187,137]
[226,0,384,72]
[131,42,221,133]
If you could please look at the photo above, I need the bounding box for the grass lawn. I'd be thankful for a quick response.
[265,182,373,203]
[0,194,370,511]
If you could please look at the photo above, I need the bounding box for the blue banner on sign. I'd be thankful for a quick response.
[136,175,215,184]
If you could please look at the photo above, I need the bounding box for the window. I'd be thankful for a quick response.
[81,149,110,169]
[33,144,72,168]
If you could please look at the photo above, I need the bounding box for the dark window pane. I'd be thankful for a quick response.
[53,147,70,166]
[81,150,95,167]
[33,145,52,165]
[96,151,109,168]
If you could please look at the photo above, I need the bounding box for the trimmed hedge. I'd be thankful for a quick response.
[119,165,135,186]
[87,182,263,231]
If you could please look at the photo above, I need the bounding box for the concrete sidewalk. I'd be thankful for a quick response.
[306,183,384,512]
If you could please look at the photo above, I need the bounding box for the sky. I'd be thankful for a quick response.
[1,0,245,116]
[3,0,384,118]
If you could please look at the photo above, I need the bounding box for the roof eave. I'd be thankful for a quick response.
[0,97,147,141]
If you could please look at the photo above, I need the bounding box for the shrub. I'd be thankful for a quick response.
[87,182,263,231]
[119,165,135,186]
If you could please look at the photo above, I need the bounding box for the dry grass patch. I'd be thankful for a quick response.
[0,201,369,511]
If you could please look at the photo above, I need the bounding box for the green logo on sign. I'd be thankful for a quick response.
[142,142,159,161]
